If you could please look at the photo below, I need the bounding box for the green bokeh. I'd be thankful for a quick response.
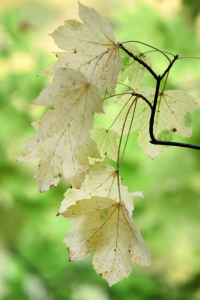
[0,1,200,300]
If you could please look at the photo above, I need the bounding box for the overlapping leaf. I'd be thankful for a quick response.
[62,196,151,286]
[90,127,119,162]
[115,86,200,158]
[118,43,152,89]
[59,162,143,216]
[40,2,121,96]
[33,67,103,148]
[18,123,100,192]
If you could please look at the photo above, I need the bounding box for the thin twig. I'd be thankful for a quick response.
[142,50,175,57]
[178,56,200,60]
[160,55,178,79]
[118,40,171,62]
[118,98,138,168]
[103,92,152,109]
[117,97,137,167]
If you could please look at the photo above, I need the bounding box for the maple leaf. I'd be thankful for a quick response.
[62,196,151,286]
[33,67,103,148]
[39,2,121,96]
[18,123,100,192]
[90,126,119,162]
[59,162,143,216]
[118,44,152,89]
[115,86,200,158]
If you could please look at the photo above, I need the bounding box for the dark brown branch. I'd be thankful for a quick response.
[160,55,178,79]
[122,44,200,152]
[150,140,200,150]
[149,76,161,142]
[133,93,153,109]
[119,43,158,80]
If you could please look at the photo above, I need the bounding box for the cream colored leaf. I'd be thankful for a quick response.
[38,52,68,76]
[59,161,140,216]
[33,67,103,148]
[137,88,200,158]
[62,196,151,286]
[118,44,152,89]
[44,2,121,95]
[115,86,200,158]
[90,127,119,162]
[18,123,100,192]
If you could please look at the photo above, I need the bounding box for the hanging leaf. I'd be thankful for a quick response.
[59,162,143,216]
[18,123,100,192]
[40,2,121,96]
[33,67,103,148]
[61,196,151,286]
[115,86,200,158]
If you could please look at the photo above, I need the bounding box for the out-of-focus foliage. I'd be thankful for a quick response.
[0,0,200,299]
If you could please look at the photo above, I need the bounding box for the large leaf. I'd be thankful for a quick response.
[18,123,100,192]
[59,162,143,216]
[115,86,200,158]
[40,3,121,96]
[33,67,103,148]
[62,196,151,286]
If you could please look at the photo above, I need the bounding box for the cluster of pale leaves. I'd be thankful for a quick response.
[18,2,199,286]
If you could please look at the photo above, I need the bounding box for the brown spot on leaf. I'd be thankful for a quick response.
[73,49,77,53]
[172,128,177,132]
[56,212,60,216]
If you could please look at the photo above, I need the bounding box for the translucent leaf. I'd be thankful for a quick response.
[33,67,103,148]
[62,196,151,286]
[18,123,100,192]
[59,162,143,216]
[118,43,152,89]
[90,127,119,162]
[115,86,200,158]
[40,2,121,95]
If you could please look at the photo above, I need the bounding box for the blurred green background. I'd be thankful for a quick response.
[1,0,200,299]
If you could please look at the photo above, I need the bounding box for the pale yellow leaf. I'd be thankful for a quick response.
[33,67,103,148]
[137,88,200,158]
[41,2,121,95]
[18,123,100,192]
[115,86,200,158]
[90,127,119,162]
[62,196,151,286]
[59,162,142,216]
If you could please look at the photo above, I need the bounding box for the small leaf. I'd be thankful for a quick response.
[118,44,152,89]
[90,127,119,162]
